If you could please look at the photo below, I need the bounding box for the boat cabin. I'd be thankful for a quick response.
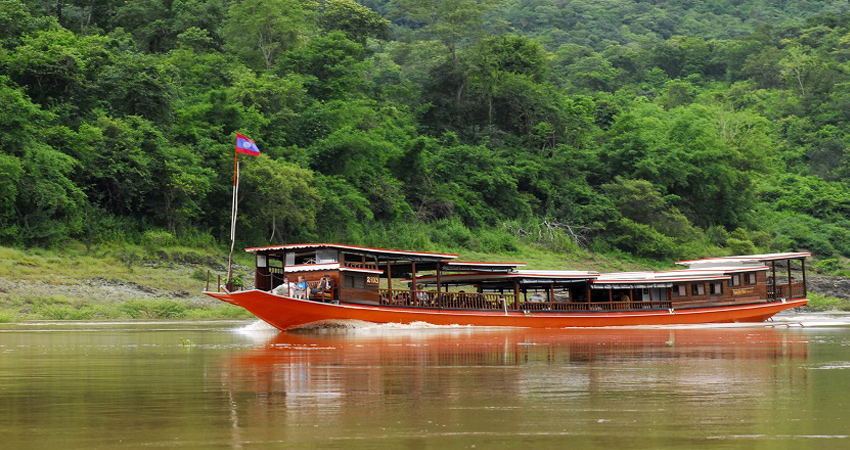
[247,243,459,303]
[244,244,809,313]
[392,252,809,312]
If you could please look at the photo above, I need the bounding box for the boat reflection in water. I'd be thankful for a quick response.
[222,324,810,435]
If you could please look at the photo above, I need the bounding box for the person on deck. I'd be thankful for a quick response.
[272,276,294,297]
[415,285,430,305]
[314,275,334,301]
[294,276,309,299]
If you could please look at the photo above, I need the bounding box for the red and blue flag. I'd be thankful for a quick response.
[235,134,260,155]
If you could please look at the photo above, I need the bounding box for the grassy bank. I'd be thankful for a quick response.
[0,243,254,322]
[0,243,847,322]
[806,292,850,312]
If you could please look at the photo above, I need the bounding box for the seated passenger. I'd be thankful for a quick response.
[272,276,293,297]
[294,276,309,299]
[319,275,334,300]
[313,275,334,301]
[415,285,430,305]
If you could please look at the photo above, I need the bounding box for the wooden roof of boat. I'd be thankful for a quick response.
[244,243,459,261]
[440,261,527,272]
[676,252,811,266]
[412,270,600,285]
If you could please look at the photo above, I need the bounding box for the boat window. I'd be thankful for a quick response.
[285,252,295,266]
[673,285,687,297]
[729,274,741,286]
[294,252,317,265]
[691,283,705,296]
[744,272,757,285]
[343,252,366,263]
[316,249,338,264]
[710,282,723,295]
[256,255,267,268]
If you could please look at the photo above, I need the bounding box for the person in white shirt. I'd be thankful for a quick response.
[272,276,294,297]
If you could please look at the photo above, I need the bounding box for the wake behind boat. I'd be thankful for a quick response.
[205,243,809,330]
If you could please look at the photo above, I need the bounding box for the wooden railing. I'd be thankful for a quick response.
[377,289,671,312]
[523,300,672,311]
[379,290,508,310]
[768,282,806,299]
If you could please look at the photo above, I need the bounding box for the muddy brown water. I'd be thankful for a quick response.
[1,313,849,449]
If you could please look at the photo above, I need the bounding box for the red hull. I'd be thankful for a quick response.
[206,290,807,330]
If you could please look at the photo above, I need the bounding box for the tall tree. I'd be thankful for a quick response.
[223,0,318,70]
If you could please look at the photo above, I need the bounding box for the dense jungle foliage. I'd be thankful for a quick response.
[3,0,850,263]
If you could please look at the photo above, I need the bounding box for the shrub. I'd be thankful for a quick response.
[190,268,209,281]
[34,304,97,320]
[807,292,850,311]
[727,237,756,255]
[142,230,177,248]
[812,258,850,276]
[119,299,186,319]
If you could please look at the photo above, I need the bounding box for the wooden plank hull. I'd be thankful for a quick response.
[206,290,807,330]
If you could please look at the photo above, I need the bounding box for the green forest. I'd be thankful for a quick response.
[3,0,850,266]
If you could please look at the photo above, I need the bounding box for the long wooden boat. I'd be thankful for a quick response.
[205,244,809,330]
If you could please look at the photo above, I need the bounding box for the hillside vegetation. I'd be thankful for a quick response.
[2,1,850,271]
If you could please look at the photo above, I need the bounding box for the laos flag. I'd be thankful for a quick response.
[235,134,260,155]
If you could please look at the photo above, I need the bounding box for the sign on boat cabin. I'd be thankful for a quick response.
[243,244,808,313]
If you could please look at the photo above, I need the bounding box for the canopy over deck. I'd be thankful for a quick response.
[676,252,811,268]
[246,243,458,262]
[591,269,736,289]
[441,261,526,272]
[412,270,599,286]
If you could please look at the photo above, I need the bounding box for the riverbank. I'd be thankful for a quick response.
[0,244,847,321]
[0,244,252,321]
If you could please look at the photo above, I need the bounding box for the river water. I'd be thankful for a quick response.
[1,313,849,449]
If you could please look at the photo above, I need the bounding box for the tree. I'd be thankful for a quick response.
[278,31,367,100]
[319,0,389,43]
[239,155,321,243]
[4,26,111,111]
[779,45,817,95]
[223,0,318,70]
[152,144,214,234]
[391,0,495,68]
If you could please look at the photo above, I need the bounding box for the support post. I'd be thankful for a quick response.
[549,283,555,305]
[254,253,260,290]
[410,262,417,305]
[513,280,520,311]
[787,259,792,299]
[801,257,807,298]
[770,260,776,300]
[386,261,393,300]
[436,262,442,309]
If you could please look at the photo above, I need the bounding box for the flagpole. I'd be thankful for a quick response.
[226,134,259,290]
[226,147,239,289]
